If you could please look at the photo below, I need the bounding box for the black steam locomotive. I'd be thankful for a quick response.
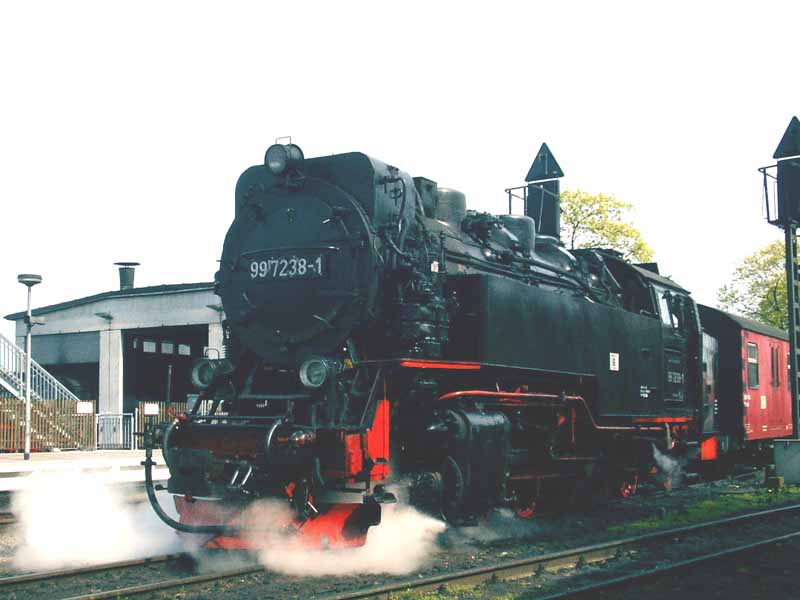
[143,141,785,549]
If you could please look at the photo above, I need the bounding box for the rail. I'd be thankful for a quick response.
[322,503,800,600]
[6,498,796,599]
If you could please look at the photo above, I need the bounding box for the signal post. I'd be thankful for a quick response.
[765,117,800,482]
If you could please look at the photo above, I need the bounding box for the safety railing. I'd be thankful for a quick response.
[0,332,81,404]
[0,333,25,397]
[135,401,189,441]
[0,332,92,452]
[0,394,95,451]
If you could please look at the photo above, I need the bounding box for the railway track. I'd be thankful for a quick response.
[0,553,187,599]
[2,500,796,599]
[534,529,800,599]
[321,502,800,600]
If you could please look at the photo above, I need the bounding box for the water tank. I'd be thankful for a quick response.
[500,215,536,256]
[437,189,467,227]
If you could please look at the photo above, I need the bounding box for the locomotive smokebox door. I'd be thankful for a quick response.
[218,173,379,365]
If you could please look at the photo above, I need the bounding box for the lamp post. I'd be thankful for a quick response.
[17,274,42,460]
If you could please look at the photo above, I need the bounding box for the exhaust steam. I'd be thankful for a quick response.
[241,501,445,577]
[11,471,181,571]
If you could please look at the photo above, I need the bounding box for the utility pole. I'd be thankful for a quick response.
[17,274,43,460]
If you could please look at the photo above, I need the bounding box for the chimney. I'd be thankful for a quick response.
[114,262,140,291]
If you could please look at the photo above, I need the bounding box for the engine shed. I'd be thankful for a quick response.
[4,277,225,415]
[698,305,792,446]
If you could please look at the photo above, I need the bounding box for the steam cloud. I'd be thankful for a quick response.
[246,501,446,577]
[442,507,541,545]
[11,472,446,577]
[11,471,182,571]
[652,444,684,490]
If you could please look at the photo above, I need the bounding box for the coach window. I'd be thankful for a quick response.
[747,343,759,389]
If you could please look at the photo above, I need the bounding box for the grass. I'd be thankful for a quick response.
[391,586,515,600]
[606,485,800,534]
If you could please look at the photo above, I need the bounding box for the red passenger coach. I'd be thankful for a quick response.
[740,328,792,440]
[698,305,792,455]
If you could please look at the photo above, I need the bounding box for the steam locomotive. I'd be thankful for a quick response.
[143,142,792,549]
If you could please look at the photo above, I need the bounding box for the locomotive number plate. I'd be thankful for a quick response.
[249,254,325,280]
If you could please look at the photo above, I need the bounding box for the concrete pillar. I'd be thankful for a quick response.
[98,329,123,414]
[208,322,225,358]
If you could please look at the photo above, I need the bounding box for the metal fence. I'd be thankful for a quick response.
[96,413,134,450]
[135,401,189,447]
[0,394,95,452]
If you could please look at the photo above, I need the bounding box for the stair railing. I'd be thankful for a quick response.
[0,332,80,403]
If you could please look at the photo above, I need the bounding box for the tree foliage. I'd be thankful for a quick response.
[717,239,787,329]
[559,189,654,263]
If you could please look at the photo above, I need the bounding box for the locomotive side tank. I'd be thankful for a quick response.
[143,141,782,548]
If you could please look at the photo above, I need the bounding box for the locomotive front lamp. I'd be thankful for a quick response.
[265,143,304,175]
[299,357,329,388]
[190,358,216,390]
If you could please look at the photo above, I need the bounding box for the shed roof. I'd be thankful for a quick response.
[4,282,215,321]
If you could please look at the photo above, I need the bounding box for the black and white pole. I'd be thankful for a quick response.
[17,274,42,460]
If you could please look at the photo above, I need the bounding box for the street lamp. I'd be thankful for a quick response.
[17,274,42,460]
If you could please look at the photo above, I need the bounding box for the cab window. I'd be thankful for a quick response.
[655,286,686,331]
[747,343,759,389]
[658,290,672,326]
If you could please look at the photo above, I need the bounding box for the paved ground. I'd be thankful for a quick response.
[0,449,160,468]
[0,450,166,490]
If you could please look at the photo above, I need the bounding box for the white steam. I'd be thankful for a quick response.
[652,444,684,490]
[11,471,182,571]
[11,472,446,577]
[442,507,541,546]
[249,503,445,577]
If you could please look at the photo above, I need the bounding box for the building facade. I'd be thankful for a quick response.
[5,282,225,415]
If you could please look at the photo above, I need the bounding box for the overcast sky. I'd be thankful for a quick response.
[1,1,798,339]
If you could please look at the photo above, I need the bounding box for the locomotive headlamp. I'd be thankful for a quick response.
[190,357,234,390]
[265,143,304,175]
[190,358,216,390]
[299,357,330,388]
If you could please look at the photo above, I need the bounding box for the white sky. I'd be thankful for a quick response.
[1,1,798,339]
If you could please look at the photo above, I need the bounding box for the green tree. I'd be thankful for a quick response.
[560,189,654,263]
[717,239,787,329]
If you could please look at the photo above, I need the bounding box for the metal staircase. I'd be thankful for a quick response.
[0,332,91,451]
